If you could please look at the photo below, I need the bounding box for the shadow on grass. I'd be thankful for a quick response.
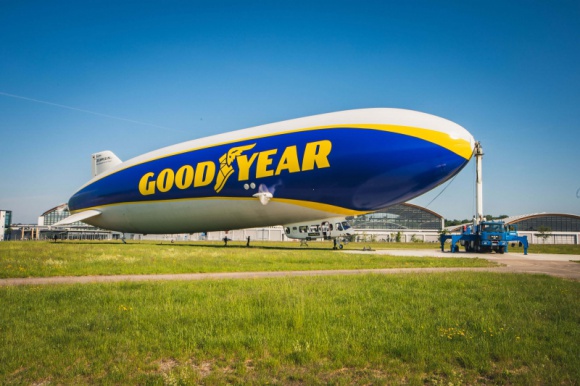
[154,242,341,252]
[50,240,345,252]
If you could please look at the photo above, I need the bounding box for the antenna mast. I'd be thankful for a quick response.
[475,142,484,225]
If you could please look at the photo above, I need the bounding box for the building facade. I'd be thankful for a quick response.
[12,204,120,241]
[349,203,444,242]
[503,213,580,244]
[38,204,86,227]
[1,210,12,241]
[9,202,579,245]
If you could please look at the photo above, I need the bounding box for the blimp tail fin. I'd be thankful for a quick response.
[53,210,101,227]
[91,151,122,177]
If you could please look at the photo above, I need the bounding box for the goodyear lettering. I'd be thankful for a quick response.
[138,139,332,196]
[139,172,156,195]
[195,161,215,187]
[175,165,193,189]
[275,145,300,175]
[256,149,277,178]
[156,169,174,193]
[237,153,258,181]
[302,140,331,171]
[138,161,217,196]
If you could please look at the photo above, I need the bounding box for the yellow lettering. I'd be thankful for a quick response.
[137,140,332,196]
[175,165,194,189]
[275,145,301,175]
[256,149,277,178]
[139,172,156,196]
[156,169,175,193]
[194,161,216,187]
[302,140,332,171]
[236,153,258,181]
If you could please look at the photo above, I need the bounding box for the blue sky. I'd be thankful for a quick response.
[1,0,579,224]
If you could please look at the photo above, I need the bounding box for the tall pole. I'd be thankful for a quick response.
[475,142,484,225]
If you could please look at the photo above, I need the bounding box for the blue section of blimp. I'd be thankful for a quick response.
[68,128,470,213]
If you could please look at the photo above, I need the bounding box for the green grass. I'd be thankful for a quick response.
[505,243,580,255]
[1,273,578,384]
[0,241,495,278]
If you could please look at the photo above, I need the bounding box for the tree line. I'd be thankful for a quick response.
[445,215,509,227]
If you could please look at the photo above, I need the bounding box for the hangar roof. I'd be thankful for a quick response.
[446,212,580,233]
[501,212,580,224]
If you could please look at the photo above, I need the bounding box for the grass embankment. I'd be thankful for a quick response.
[0,241,494,278]
[1,273,578,384]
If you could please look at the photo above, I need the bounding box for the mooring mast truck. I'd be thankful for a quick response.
[440,142,528,254]
[441,220,528,254]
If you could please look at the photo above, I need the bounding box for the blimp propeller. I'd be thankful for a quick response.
[253,184,274,205]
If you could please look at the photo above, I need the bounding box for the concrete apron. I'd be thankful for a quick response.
[343,249,580,281]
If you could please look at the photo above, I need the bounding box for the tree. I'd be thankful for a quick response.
[445,219,471,227]
[411,234,423,243]
[535,226,552,244]
[439,229,449,243]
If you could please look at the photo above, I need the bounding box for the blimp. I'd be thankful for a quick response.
[55,108,475,235]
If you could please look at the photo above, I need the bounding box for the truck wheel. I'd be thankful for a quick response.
[499,247,505,254]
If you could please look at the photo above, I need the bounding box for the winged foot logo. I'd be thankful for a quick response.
[138,140,332,196]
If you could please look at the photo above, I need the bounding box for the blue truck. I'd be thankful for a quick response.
[440,220,528,255]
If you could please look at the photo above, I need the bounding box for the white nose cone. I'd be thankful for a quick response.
[345,108,476,160]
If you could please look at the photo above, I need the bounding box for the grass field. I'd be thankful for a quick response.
[1,241,579,384]
[1,273,579,385]
[0,241,496,278]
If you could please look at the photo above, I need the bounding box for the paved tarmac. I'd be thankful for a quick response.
[344,249,580,281]
[1,249,579,286]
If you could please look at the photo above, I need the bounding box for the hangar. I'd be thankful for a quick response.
[38,203,85,227]
[16,202,445,243]
[350,203,443,230]
[447,213,580,245]
[9,204,118,241]
[5,203,579,245]
[502,213,580,232]
[501,213,580,244]
[348,203,444,243]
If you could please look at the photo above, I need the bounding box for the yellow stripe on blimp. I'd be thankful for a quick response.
[70,196,370,217]
[88,122,473,183]
[307,124,474,160]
